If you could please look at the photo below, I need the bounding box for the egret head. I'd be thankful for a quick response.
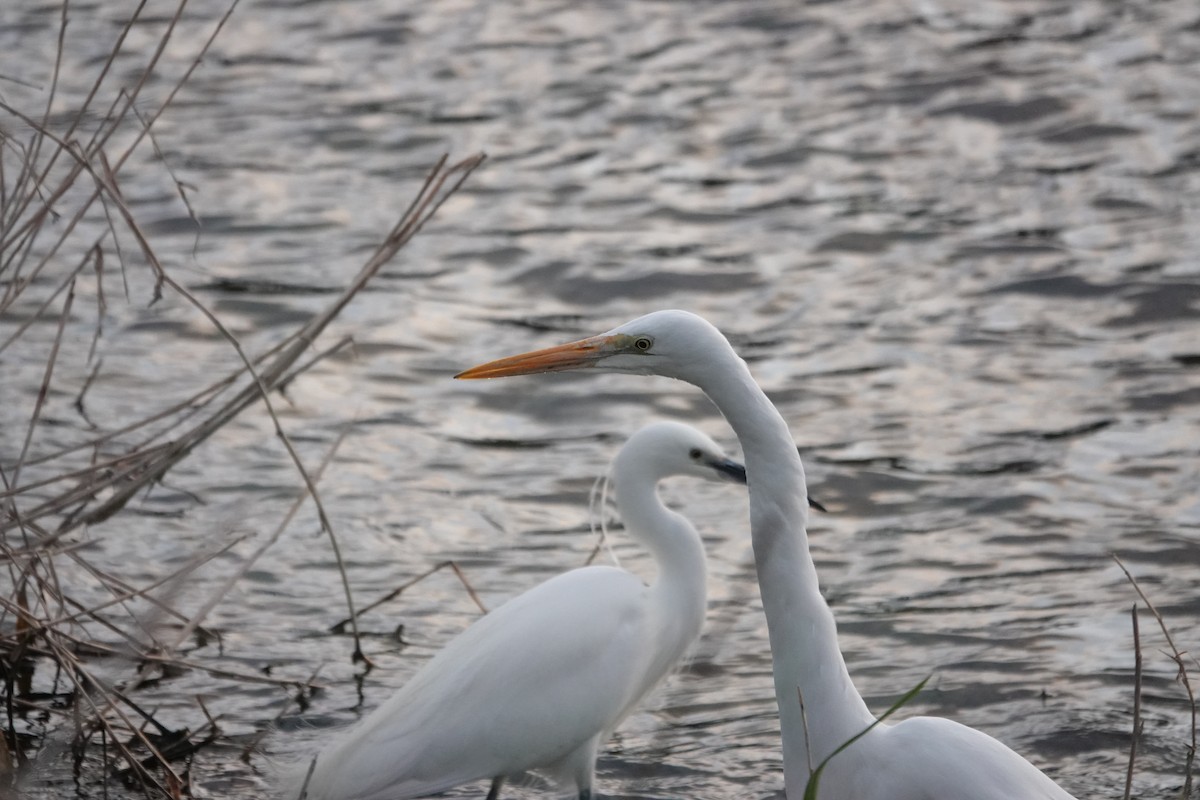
[617,420,746,485]
[455,310,733,384]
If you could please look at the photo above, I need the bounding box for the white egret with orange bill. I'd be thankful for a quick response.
[457,309,1078,800]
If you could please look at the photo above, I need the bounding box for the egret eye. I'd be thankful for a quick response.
[688,448,703,460]
[633,336,653,352]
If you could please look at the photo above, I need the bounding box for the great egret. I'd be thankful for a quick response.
[283,420,747,800]
[457,309,1078,800]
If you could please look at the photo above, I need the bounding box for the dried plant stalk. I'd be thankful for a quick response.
[0,0,485,795]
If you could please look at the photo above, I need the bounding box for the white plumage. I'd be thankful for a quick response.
[282,420,745,800]
[458,309,1078,800]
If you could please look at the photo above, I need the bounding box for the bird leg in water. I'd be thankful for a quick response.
[485,776,504,800]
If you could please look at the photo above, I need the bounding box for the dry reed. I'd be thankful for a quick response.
[1,1,483,795]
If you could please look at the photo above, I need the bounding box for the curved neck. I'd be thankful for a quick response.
[697,354,873,791]
[611,469,708,671]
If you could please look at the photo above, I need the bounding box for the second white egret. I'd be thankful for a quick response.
[282,420,746,800]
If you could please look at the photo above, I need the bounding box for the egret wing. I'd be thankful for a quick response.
[303,566,653,800]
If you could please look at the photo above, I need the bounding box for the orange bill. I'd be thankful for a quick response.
[455,334,618,379]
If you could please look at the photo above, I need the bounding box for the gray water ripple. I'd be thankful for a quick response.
[2,0,1199,797]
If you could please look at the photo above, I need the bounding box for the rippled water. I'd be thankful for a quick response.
[2,0,1199,797]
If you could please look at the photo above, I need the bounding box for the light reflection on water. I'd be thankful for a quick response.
[1,0,1198,797]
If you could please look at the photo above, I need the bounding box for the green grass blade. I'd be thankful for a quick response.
[802,675,931,800]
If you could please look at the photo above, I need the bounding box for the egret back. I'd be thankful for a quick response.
[829,717,1077,800]
[295,567,657,800]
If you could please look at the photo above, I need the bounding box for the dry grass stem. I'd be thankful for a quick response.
[330,559,490,636]
[1114,554,1197,799]
[1125,603,1143,800]
[0,0,484,793]
[170,425,353,651]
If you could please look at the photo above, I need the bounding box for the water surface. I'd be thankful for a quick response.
[1,0,1198,797]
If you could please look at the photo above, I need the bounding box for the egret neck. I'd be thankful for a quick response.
[698,348,875,783]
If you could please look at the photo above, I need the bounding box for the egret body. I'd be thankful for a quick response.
[457,309,1078,800]
[284,420,745,800]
